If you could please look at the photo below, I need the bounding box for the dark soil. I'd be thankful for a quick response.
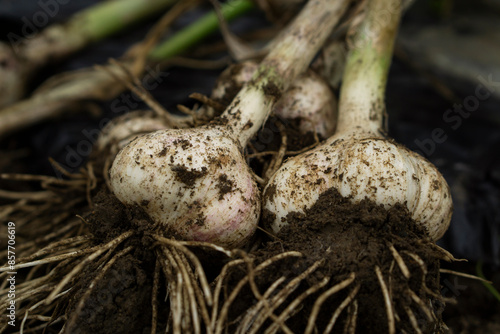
[261,81,283,101]
[64,187,161,334]
[216,174,235,200]
[74,185,451,333]
[85,186,157,243]
[171,164,208,187]
[226,188,447,333]
[251,115,318,153]
[248,115,319,178]
[64,254,153,334]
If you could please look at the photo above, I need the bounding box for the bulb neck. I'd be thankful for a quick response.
[222,0,351,147]
[337,0,402,135]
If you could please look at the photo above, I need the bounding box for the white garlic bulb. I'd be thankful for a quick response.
[96,110,173,152]
[263,0,453,241]
[212,61,337,138]
[109,0,350,247]
[272,70,337,137]
[110,128,260,248]
[264,130,453,241]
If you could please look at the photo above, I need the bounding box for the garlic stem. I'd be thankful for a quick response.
[26,0,179,66]
[0,0,178,109]
[336,0,402,135]
[222,0,351,146]
[149,0,255,60]
[0,0,253,138]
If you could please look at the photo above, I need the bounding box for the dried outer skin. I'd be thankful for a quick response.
[109,127,260,248]
[212,61,337,137]
[264,130,453,241]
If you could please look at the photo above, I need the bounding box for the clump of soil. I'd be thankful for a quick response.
[248,115,319,177]
[64,254,153,334]
[225,188,448,333]
[250,115,318,153]
[261,81,283,101]
[58,187,161,334]
[216,173,235,200]
[85,186,156,243]
[171,164,208,187]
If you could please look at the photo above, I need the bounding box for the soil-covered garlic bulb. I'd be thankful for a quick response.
[110,128,260,248]
[109,0,350,247]
[264,130,452,241]
[212,61,337,138]
[264,0,453,242]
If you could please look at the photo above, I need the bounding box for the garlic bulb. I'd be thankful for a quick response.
[110,128,259,248]
[264,0,453,241]
[272,70,337,137]
[264,130,452,241]
[212,61,337,138]
[109,0,351,247]
[96,111,174,152]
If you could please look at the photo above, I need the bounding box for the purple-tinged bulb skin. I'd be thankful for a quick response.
[264,131,453,241]
[109,128,260,248]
